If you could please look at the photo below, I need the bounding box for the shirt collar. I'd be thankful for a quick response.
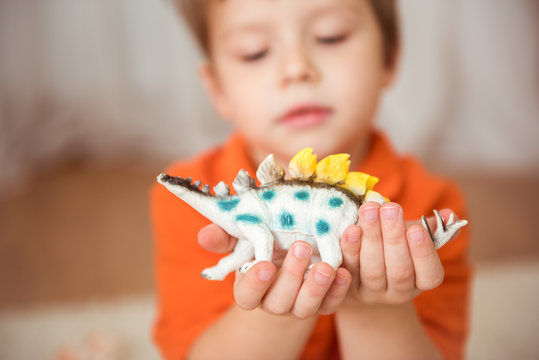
[218,130,404,200]
[216,132,257,187]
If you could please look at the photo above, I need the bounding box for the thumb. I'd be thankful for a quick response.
[198,223,237,253]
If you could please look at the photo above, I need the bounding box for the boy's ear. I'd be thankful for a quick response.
[383,44,401,88]
[198,62,232,120]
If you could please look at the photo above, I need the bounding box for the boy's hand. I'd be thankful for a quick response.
[339,202,450,307]
[197,202,454,315]
[198,225,352,318]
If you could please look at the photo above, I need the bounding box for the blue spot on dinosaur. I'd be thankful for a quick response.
[294,190,310,201]
[217,198,240,212]
[236,214,262,224]
[329,197,343,208]
[280,212,295,229]
[316,219,330,235]
[261,190,275,201]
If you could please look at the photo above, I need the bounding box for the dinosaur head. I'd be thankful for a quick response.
[157,173,212,197]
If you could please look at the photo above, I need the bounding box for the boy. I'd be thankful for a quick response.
[151,0,471,359]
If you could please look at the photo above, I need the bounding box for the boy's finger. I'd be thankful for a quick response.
[406,225,445,291]
[261,242,312,315]
[198,223,237,253]
[380,203,415,296]
[318,268,352,315]
[292,262,336,319]
[340,225,362,279]
[358,202,387,293]
[233,261,276,310]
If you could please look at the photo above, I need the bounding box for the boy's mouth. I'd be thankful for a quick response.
[278,104,332,129]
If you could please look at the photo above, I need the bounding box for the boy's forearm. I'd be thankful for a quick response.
[335,302,442,360]
[188,304,318,360]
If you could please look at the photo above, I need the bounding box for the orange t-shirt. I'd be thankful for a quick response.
[150,131,472,360]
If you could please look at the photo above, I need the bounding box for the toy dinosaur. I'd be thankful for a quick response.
[157,148,468,280]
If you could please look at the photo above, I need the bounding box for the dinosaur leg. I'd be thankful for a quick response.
[421,209,468,249]
[238,225,274,273]
[201,238,254,280]
[315,233,343,270]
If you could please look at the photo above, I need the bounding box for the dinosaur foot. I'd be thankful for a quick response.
[201,267,228,281]
[304,264,315,279]
[239,260,261,274]
[421,210,468,250]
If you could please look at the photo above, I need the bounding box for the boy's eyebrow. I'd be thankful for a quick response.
[220,23,270,41]
[307,1,362,21]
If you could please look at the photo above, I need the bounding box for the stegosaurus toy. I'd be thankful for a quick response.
[157,148,467,280]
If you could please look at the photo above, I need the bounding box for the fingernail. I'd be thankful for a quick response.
[258,269,273,281]
[294,243,311,259]
[381,205,400,221]
[346,230,360,243]
[364,206,379,221]
[314,269,331,284]
[335,274,348,286]
[409,229,424,243]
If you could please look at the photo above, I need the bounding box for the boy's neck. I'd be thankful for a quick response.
[245,135,371,177]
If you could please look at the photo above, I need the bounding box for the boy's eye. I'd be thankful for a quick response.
[316,34,347,45]
[241,49,268,62]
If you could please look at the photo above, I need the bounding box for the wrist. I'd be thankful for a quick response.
[338,299,416,315]
[236,305,320,327]
[335,300,442,360]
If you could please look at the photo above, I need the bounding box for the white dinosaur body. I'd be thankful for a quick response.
[157,175,362,280]
[254,184,358,251]
[157,149,468,281]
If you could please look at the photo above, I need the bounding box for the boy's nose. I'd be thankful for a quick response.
[280,47,319,87]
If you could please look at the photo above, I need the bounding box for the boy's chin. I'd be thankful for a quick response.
[279,132,370,164]
[249,124,369,163]
[266,137,346,161]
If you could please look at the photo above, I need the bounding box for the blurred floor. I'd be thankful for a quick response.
[0,295,160,360]
[0,163,538,358]
[0,162,160,307]
[448,173,539,262]
[467,261,539,360]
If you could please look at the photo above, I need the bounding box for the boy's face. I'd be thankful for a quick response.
[201,0,396,165]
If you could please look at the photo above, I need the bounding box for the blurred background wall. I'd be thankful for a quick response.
[1,0,538,191]
[0,0,538,359]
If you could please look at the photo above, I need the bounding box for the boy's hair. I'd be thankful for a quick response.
[173,0,399,67]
